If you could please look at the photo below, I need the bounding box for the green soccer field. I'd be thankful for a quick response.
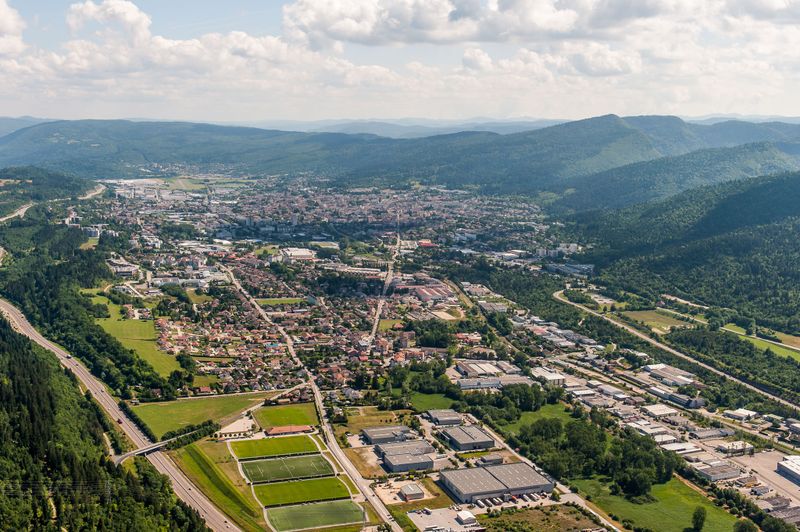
[252,402,319,429]
[241,454,333,483]
[253,476,350,507]
[266,500,364,531]
[231,435,318,459]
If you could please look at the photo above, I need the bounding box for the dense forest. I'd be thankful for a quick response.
[0,166,93,217]
[0,317,207,529]
[573,171,800,332]
[0,209,168,398]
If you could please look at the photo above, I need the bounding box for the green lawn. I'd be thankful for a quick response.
[502,403,574,435]
[253,402,319,429]
[94,295,181,377]
[172,442,265,532]
[80,236,99,250]
[378,319,403,331]
[186,288,213,304]
[408,392,454,412]
[241,454,334,483]
[722,324,800,361]
[266,500,364,532]
[257,297,305,306]
[253,477,350,507]
[132,393,269,439]
[230,435,318,459]
[573,477,738,532]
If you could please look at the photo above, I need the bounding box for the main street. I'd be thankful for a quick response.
[0,298,237,532]
[224,264,403,532]
[554,290,800,410]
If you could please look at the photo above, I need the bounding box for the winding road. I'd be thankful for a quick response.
[553,290,800,410]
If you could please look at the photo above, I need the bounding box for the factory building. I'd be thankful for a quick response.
[362,425,413,444]
[442,425,495,451]
[384,453,434,473]
[439,463,554,503]
[427,409,462,426]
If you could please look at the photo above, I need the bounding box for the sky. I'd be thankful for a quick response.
[1,0,799,122]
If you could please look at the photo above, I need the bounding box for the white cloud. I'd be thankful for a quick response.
[0,0,26,55]
[1,0,800,120]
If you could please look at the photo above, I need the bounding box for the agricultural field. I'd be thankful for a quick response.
[94,295,181,377]
[479,504,599,532]
[253,476,350,507]
[573,477,738,532]
[266,500,364,532]
[253,402,319,429]
[502,403,574,435]
[132,393,270,439]
[256,297,305,306]
[623,310,690,334]
[408,392,453,412]
[230,435,318,459]
[172,440,266,532]
[241,454,334,483]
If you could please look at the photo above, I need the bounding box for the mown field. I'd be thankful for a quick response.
[253,476,350,507]
[230,435,317,459]
[502,403,574,435]
[266,500,364,532]
[93,294,181,376]
[623,310,689,334]
[253,402,319,429]
[408,392,454,412]
[241,454,333,483]
[172,441,265,532]
[132,393,270,438]
[333,405,411,440]
[573,477,738,532]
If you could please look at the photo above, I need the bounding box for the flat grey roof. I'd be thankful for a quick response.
[377,440,434,456]
[385,453,433,467]
[440,467,506,495]
[441,463,551,497]
[485,463,550,490]
[444,425,494,445]
[428,409,461,420]
[362,425,410,437]
[400,483,424,495]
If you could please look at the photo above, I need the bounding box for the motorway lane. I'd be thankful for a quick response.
[0,297,237,532]
[554,290,800,410]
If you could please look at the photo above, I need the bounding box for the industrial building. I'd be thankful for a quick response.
[777,456,800,485]
[384,453,434,473]
[376,440,434,458]
[427,409,462,426]
[694,461,741,482]
[362,425,412,444]
[442,425,495,451]
[439,463,554,503]
[399,483,424,501]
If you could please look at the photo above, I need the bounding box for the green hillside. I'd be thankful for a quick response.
[575,172,800,332]
[552,142,799,212]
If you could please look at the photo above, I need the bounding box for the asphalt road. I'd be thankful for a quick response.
[226,264,402,532]
[553,290,800,410]
[0,297,237,532]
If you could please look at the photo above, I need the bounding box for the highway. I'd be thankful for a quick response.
[225,264,402,532]
[553,290,800,410]
[0,297,237,532]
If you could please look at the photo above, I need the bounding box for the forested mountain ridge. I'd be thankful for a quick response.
[574,171,800,331]
[551,142,800,212]
[3,115,800,200]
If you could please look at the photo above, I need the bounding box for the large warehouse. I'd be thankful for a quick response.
[376,440,434,458]
[362,425,412,444]
[442,425,494,451]
[439,463,554,503]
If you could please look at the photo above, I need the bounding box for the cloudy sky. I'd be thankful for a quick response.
[1,0,798,121]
